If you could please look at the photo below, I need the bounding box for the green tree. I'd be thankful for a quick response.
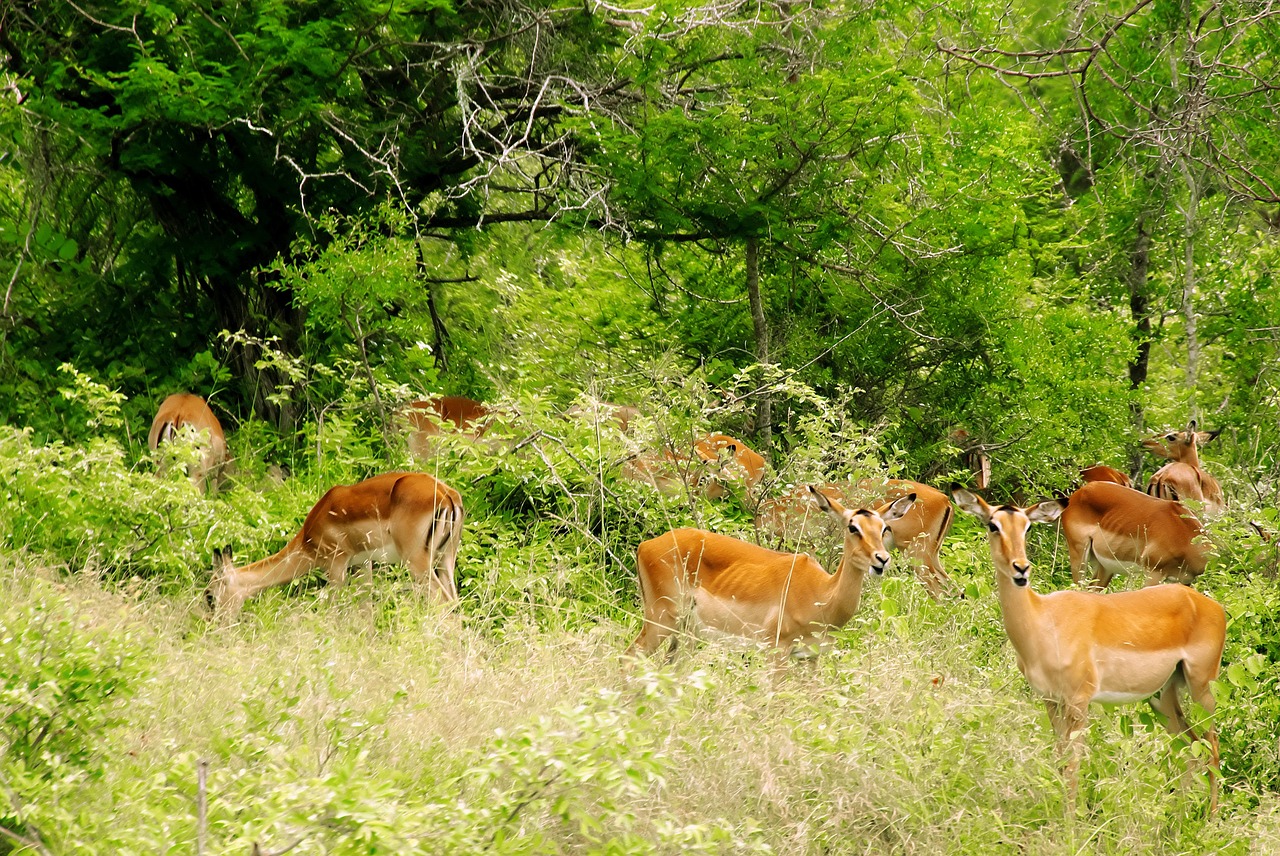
[0,0,625,428]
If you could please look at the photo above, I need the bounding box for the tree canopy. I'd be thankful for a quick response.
[3,0,1280,489]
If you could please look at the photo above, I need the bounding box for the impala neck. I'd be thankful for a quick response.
[991,559,1046,658]
[820,538,870,627]
[1182,442,1202,468]
[223,535,313,599]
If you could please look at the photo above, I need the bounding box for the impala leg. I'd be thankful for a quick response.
[1047,700,1089,814]
[406,550,451,603]
[430,508,463,602]
[1066,533,1090,587]
[902,540,949,600]
[627,544,688,659]
[325,554,350,588]
[629,591,681,659]
[1156,664,1222,814]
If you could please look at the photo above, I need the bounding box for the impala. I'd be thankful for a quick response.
[148,393,228,493]
[564,400,641,434]
[755,479,956,599]
[406,395,492,459]
[694,433,766,498]
[620,432,763,501]
[628,488,916,658]
[205,472,464,616]
[951,485,1224,813]
[1143,420,1226,515]
[620,449,725,498]
[1060,481,1209,589]
[1079,464,1132,488]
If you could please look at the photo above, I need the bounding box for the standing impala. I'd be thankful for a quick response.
[1143,420,1226,515]
[148,393,228,493]
[628,488,916,658]
[951,485,1225,813]
[206,472,464,616]
[1060,481,1209,589]
[755,479,956,599]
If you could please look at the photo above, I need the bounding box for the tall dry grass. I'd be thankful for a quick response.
[6,549,1271,855]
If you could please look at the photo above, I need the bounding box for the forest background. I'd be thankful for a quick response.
[3,0,1280,853]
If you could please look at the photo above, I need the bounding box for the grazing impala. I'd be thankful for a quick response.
[1143,421,1226,515]
[206,472,464,616]
[628,488,916,658]
[755,479,956,599]
[405,395,492,459]
[148,393,228,493]
[951,485,1224,813]
[1060,481,1209,589]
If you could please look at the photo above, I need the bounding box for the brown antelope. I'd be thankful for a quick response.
[205,472,464,616]
[1060,481,1209,589]
[1143,421,1226,516]
[619,432,763,501]
[148,393,228,493]
[755,479,956,599]
[564,400,641,434]
[694,433,766,498]
[951,485,1224,813]
[1079,464,1132,488]
[405,395,492,459]
[628,488,916,658]
[620,450,723,498]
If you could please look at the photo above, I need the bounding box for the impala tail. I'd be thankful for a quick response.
[426,487,466,601]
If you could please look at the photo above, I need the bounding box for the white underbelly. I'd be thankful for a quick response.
[693,590,779,641]
[348,543,402,566]
[1091,689,1152,705]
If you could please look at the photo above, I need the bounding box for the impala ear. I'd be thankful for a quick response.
[950,483,991,523]
[1198,428,1222,444]
[809,484,843,516]
[211,546,235,574]
[1027,499,1066,524]
[879,492,916,523]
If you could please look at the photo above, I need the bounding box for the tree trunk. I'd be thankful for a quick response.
[1127,216,1152,481]
[417,241,451,373]
[745,236,771,450]
[1178,158,1201,419]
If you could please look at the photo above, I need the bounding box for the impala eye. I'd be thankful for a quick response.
[1166,433,1178,441]
[987,522,999,533]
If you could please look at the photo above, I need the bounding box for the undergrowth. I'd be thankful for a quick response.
[1,369,1278,853]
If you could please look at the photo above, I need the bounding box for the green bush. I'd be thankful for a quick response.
[0,576,142,850]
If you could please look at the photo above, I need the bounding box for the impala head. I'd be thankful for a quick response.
[203,548,237,616]
[1142,419,1220,463]
[951,485,1064,587]
[809,485,915,576]
[690,441,729,492]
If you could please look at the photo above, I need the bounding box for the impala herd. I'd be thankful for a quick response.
[151,393,1232,812]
